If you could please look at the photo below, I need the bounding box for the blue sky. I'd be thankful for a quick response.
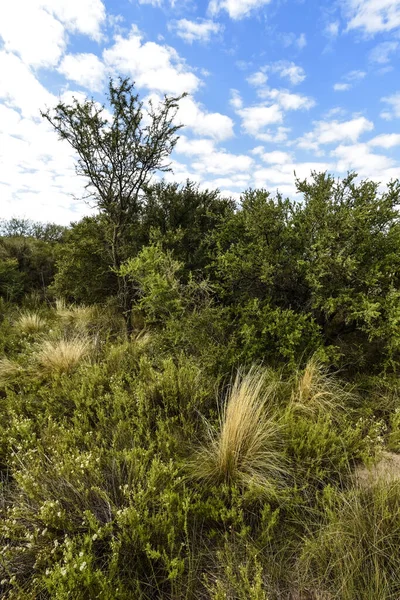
[1,0,400,224]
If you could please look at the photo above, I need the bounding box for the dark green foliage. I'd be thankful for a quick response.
[211,173,400,372]
[139,180,235,274]
[51,216,118,304]
[0,234,60,302]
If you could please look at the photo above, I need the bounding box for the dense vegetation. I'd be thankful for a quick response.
[1,80,400,599]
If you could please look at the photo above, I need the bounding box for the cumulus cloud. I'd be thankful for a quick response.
[177,96,234,141]
[169,19,222,43]
[208,0,272,20]
[58,53,106,91]
[192,150,253,175]
[175,135,216,156]
[253,161,332,190]
[236,104,283,138]
[258,88,315,110]
[103,26,200,95]
[247,71,268,87]
[0,51,55,118]
[332,143,396,177]
[268,61,306,85]
[344,0,400,34]
[0,0,106,69]
[380,92,400,119]
[0,104,90,224]
[259,150,293,164]
[368,133,400,148]
[297,117,374,150]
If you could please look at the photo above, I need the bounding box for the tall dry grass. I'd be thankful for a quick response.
[288,357,353,417]
[16,311,47,335]
[0,357,21,384]
[35,336,92,374]
[55,299,97,332]
[192,368,286,491]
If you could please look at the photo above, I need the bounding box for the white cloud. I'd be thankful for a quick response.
[380,92,400,119]
[177,96,234,140]
[103,26,200,95]
[0,51,55,118]
[346,69,366,80]
[259,88,315,110]
[332,143,395,176]
[230,89,243,109]
[259,150,293,164]
[169,19,222,44]
[208,0,272,19]
[253,161,332,189]
[334,83,351,91]
[58,53,106,91]
[368,133,400,148]
[192,150,253,175]
[344,0,400,34]
[247,71,268,87]
[236,104,283,138]
[268,61,306,85]
[254,126,290,143]
[175,136,254,179]
[281,32,307,49]
[369,41,398,64]
[49,0,106,41]
[0,0,106,70]
[324,21,340,38]
[333,70,366,92]
[0,104,90,224]
[138,0,163,5]
[297,116,374,150]
[0,3,66,68]
[175,135,216,156]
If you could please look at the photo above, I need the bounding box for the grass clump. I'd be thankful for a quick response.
[192,368,286,492]
[299,482,400,600]
[35,336,92,374]
[289,357,352,418]
[16,310,47,335]
[0,357,21,384]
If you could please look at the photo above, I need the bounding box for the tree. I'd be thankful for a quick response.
[210,174,400,372]
[42,78,185,315]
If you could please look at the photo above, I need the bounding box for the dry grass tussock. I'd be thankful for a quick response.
[16,310,47,334]
[0,357,21,383]
[55,299,97,331]
[289,357,352,417]
[192,367,286,492]
[35,336,92,374]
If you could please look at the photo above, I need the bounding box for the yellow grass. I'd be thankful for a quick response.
[35,336,92,374]
[289,357,352,417]
[17,311,47,334]
[55,299,97,331]
[0,357,21,383]
[192,367,286,491]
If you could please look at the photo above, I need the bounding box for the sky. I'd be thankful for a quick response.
[1,0,400,224]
